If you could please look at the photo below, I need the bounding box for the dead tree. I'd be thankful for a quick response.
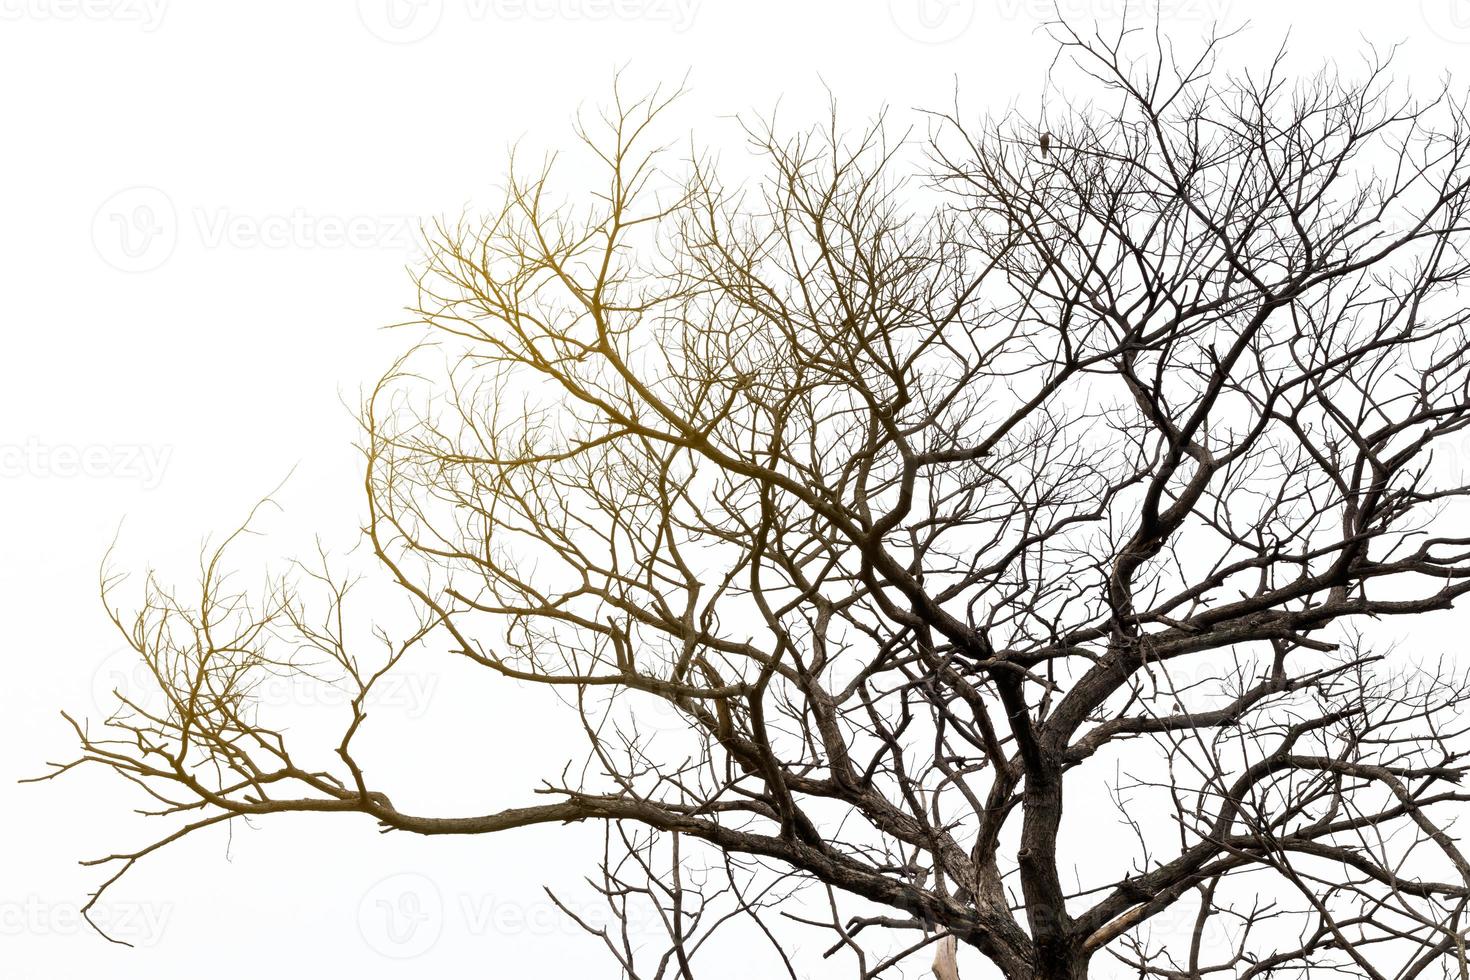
[39,20,1470,980]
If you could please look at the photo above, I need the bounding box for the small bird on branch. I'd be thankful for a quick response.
[1040,132,1051,157]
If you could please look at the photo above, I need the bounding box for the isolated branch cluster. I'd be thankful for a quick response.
[45,20,1470,980]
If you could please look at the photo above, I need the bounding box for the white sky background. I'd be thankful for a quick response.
[5,1,1470,977]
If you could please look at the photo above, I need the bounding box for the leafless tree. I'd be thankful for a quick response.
[39,19,1470,980]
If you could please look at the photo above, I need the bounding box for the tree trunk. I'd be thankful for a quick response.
[1017,955,1091,980]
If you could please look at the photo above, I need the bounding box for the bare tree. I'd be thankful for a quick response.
[39,20,1470,980]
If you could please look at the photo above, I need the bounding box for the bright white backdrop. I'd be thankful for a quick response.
[4,1,1470,976]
